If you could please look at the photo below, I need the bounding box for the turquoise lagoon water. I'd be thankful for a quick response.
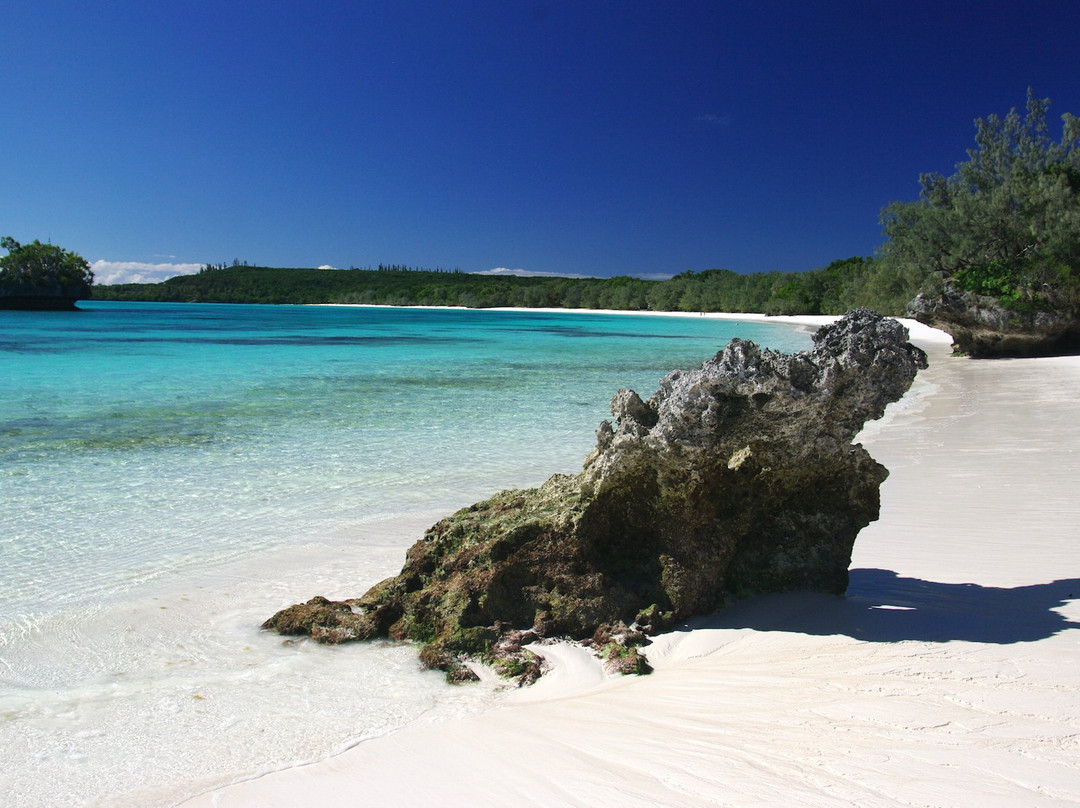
[0,301,810,806]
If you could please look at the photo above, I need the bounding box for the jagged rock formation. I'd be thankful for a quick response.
[909,280,1080,358]
[265,310,927,682]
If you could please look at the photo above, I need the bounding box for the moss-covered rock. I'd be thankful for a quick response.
[601,643,653,676]
[264,310,927,681]
[262,596,377,644]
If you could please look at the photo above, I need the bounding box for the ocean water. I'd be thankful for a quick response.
[0,301,810,806]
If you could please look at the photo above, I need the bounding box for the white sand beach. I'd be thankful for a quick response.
[179,316,1080,807]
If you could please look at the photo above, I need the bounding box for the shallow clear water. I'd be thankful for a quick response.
[0,301,810,806]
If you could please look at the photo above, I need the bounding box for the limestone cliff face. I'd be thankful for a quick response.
[265,310,927,681]
[909,280,1080,358]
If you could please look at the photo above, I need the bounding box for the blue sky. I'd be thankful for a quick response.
[3,1,1079,283]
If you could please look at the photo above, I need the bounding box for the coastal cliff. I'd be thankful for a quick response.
[909,280,1080,358]
[265,310,927,681]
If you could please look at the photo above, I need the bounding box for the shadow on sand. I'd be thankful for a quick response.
[680,568,1080,645]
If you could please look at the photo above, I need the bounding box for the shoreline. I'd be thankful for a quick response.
[316,301,841,323]
[6,305,822,808]
[316,301,941,341]
[177,318,1080,806]
[179,318,1080,807]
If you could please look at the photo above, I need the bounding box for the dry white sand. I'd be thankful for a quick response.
[180,316,1080,807]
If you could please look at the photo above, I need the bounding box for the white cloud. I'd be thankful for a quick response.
[91,260,203,285]
[473,267,596,279]
[317,264,336,270]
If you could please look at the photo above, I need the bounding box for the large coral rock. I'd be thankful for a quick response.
[264,310,927,680]
[909,279,1080,358]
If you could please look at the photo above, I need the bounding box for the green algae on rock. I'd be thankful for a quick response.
[264,310,927,682]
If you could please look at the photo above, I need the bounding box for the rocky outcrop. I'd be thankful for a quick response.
[909,280,1080,358]
[0,294,82,311]
[264,310,927,682]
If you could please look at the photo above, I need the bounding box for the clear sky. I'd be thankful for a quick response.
[3,1,1079,283]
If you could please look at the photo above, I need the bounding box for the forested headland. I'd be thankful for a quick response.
[91,256,909,316]
[1,237,94,310]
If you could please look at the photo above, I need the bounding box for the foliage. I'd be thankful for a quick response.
[0,237,94,299]
[878,90,1080,312]
[94,259,919,316]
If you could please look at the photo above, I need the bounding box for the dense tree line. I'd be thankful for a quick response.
[92,258,913,315]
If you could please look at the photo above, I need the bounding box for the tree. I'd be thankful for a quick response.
[878,90,1080,312]
[0,237,94,309]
